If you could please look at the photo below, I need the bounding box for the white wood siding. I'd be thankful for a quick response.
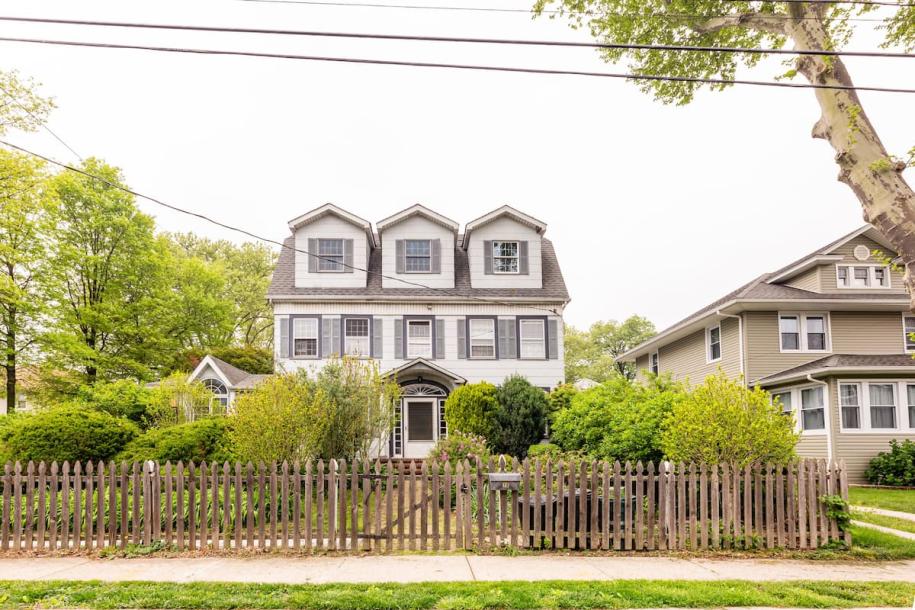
[293,215,369,288]
[468,217,542,289]
[380,216,455,289]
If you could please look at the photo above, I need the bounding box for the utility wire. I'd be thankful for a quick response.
[230,0,890,20]
[1,16,911,59]
[719,0,913,5]
[0,82,83,160]
[0,139,563,315]
[2,37,914,93]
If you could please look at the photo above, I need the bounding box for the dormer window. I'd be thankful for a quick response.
[836,264,890,289]
[405,239,432,273]
[493,241,519,273]
[317,239,345,272]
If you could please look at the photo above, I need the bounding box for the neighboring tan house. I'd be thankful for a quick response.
[619,225,915,482]
[267,203,569,459]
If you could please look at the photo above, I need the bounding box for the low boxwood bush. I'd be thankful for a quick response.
[865,439,915,486]
[117,418,234,464]
[0,406,139,464]
[443,382,500,441]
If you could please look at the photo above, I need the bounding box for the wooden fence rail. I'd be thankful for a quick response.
[0,458,849,553]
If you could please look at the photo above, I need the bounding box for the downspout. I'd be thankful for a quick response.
[806,374,833,463]
[715,310,745,382]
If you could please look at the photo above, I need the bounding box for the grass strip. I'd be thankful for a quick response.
[849,487,915,514]
[853,510,915,535]
[0,579,914,609]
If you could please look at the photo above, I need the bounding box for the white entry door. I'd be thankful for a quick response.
[403,398,437,458]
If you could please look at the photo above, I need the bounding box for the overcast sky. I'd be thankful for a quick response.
[2,0,913,330]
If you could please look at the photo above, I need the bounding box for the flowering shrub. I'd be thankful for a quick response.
[427,432,489,466]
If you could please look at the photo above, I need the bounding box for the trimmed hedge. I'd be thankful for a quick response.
[117,418,234,464]
[865,440,915,486]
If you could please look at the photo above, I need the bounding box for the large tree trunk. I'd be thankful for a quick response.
[786,5,915,301]
[5,321,15,413]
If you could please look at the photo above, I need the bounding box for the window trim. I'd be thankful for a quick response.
[838,381,862,431]
[341,315,371,357]
[902,313,915,353]
[466,316,497,360]
[517,316,547,360]
[706,324,722,364]
[650,351,660,375]
[777,311,831,354]
[492,240,520,275]
[290,314,321,360]
[406,318,434,359]
[316,238,346,273]
[202,378,229,410]
[835,263,892,289]
[403,239,433,274]
[837,379,911,433]
[767,384,828,436]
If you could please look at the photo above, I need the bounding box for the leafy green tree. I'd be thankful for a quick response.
[492,375,549,459]
[0,70,55,134]
[166,233,277,349]
[564,316,655,382]
[0,406,138,464]
[165,345,274,376]
[44,158,173,385]
[165,254,235,350]
[67,379,154,427]
[552,375,682,464]
[443,382,501,441]
[660,373,798,467]
[536,0,915,301]
[0,149,56,411]
[146,372,220,428]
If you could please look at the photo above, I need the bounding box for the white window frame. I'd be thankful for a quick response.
[406,319,433,359]
[468,318,496,359]
[771,390,793,417]
[838,382,862,431]
[650,351,660,375]
[292,317,319,359]
[835,264,891,289]
[769,385,827,436]
[492,241,520,274]
[404,239,432,273]
[519,319,546,360]
[777,312,831,354]
[907,384,915,431]
[343,317,371,356]
[317,238,346,273]
[705,324,722,364]
[902,313,915,352]
[203,378,229,410]
[838,379,915,433]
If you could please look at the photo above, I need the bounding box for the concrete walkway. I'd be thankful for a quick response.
[1,556,914,584]
[852,519,915,541]
[853,505,915,522]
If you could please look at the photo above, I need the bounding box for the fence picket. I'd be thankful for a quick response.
[304,461,313,552]
[720,463,730,549]
[223,463,232,550]
[555,461,565,549]
[676,462,686,551]
[690,463,698,550]
[50,462,60,551]
[533,459,542,549]
[455,461,464,550]
[431,460,439,551]
[269,462,278,549]
[340,459,349,551]
[350,459,359,552]
[119,462,128,549]
[293,461,302,552]
[72,462,82,551]
[499,456,508,545]
[443,461,452,551]
[646,461,656,551]
[743,464,752,549]
[753,463,762,547]
[710,464,719,549]
[817,459,829,543]
[623,461,633,551]
[612,461,621,550]
[776,463,785,547]
[838,460,851,546]
[521,459,530,548]
[698,463,708,550]
[463,460,473,548]
[420,460,429,551]
[786,462,796,549]
[601,461,610,550]
[327,459,337,551]
[657,461,667,550]
[188,462,197,550]
[545,459,554,550]
[84,461,93,551]
[1,463,10,551]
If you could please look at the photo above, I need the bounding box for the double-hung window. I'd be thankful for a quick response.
[779,313,829,352]
[469,318,496,359]
[407,320,433,358]
[404,239,432,273]
[839,383,861,429]
[293,318,319,358]
[800,387,826,431]
[907,385,915,429]
[837,264,890,288]
[492,241,519,274]
[869,383,897,429]
[772,391,792,416]
[344,318,370,356]
[519,319,546,359]
[317,239,345,272]
[650,352,660,375]
[904,316,915,351]
[706,325,721,362]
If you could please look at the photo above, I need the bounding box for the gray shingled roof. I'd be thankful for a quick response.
[208,356,270,389]
[756,354,915,385]
[267,236,570,302]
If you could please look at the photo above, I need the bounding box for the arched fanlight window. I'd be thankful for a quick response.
[203,378,229,409]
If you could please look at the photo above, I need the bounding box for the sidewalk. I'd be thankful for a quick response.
[1,556,914,584]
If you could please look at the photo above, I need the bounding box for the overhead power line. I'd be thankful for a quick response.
[720,0,913,5]
[2,36,914,93]
[1,16,912,59]
[0,82,83,160]
[230,0,892,20]
[0,139,564,315]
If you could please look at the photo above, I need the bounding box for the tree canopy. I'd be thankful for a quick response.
[564,315,656,382]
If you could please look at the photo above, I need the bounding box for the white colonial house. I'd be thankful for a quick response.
[260,203,570,458]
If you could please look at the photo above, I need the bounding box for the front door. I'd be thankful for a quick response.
[403,398,437,458]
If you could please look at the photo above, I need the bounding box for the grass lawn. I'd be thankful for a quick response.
[831,523,915,560]
[0,580,914,609]
[853,510,915,535]
[848,487,915,514]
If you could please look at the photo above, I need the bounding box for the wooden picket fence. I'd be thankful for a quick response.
[0,458,849,553]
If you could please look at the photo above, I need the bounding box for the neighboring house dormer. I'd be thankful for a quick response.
[768,225,905,295]
[288,203,375,289]
[462,205,546,289]
[376,204,459,289]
